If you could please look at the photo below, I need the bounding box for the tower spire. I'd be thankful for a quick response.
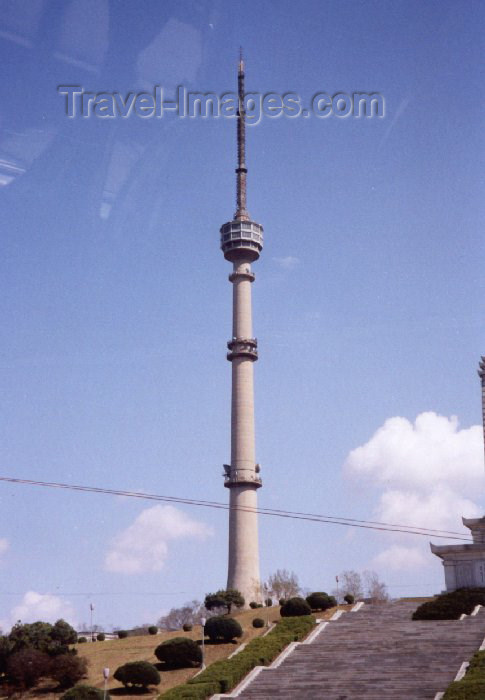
[235,49,249,221]
[479,357,485,461]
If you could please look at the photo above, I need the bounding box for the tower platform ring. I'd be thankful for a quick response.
[220,219,263,262]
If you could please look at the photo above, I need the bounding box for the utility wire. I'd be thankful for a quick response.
[0,475,472,542]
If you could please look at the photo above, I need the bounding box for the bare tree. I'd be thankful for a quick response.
[158,600,210,631]
[363,570,389,603]
[338,570,364,601]
[267,569,300,600]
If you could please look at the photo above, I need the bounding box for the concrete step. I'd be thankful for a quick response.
[233,601,485,699]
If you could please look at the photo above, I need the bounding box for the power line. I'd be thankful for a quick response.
[0,591,188,596]
[0,475,473,541]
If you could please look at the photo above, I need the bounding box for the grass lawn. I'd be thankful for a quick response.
[18,605,342,699]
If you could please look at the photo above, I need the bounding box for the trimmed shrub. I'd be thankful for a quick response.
[148,625,158,635]
[117,630,128,639]
[280,597,312,617]
[306,592,336,611]
[441,650,485,698]
[443,679,485,699]
[252,618,264,628]
[183,623,193,632]
[6,648,50,689]
[160,681,220,699]
[467,651,485,676]
[61,684,108,699]
[158,617,315,699]
[77,637,87,644]
[249,601,258,609]
[49,654,88,689]
[279,598,286,606]
[344,593,355,605]
[155,637,202,668]
[204,616,243,643]
[265,598,273,607]
[96,633,105,642]
[114,660,160,689]
[413,588,485,621]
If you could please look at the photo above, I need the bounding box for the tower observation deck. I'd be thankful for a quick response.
[220,54,263,604]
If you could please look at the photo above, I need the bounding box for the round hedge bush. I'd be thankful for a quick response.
[148,626,158,635]
[117,630,128,639]
[412,588,485,621]
[306,592,336,611]
[61,685,108,700]
[77,637,87,644]
[252,618,264,628]
[344,593,355,605]
[182,623,193,632]
[280,597,312,617]
[114,661,160,689]
[249,601,258,609]
[96,633,105,642]
[155,637,202,668]
[279,598,286,606]
[204,616,243,642]
[265,598,273,607]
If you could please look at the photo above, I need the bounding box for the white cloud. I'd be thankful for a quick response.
[0,539,9,556]
[9,591,77,628]
[345,412,483,494]
[273,256,300,270]
[371,545,428,571]
[105,505,213,574]
[377,485,481,534]
[344,412,484,572]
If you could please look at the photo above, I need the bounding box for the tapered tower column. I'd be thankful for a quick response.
[220,55,263,605]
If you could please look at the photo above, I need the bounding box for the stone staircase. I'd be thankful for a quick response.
[229,601,485,699]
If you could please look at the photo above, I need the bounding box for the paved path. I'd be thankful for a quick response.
[232,601,485,699]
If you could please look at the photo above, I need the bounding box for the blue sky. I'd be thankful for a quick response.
[0,0,484,631]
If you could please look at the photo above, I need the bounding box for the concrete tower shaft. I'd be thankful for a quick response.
[225,259,261,603]
[228,261,259,480]
[220,55,263,605]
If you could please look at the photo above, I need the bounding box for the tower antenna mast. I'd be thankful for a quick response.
[479,357,485,464]
[235,48,248,221]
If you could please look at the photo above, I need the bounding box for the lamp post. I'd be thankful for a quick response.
[335,576,339,606]
[200,617,206,669]
[263,583,270,627]
[102,668,109,700]
[90,603,94,642]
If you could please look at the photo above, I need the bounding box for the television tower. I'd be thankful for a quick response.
[220,53,263,604]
